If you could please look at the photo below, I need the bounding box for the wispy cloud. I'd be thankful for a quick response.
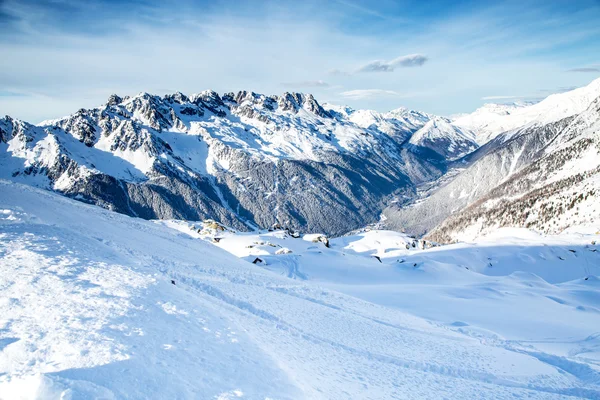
[282,80,330,88]
[481,95,531,100]
[567,66,600,73]
[330,0,408,23]
[357,54,428,73]
[0,90,28,97]
[327,69,350,76]
[538,86,578,93]
[340,89,401,100]
[482,84,582,101]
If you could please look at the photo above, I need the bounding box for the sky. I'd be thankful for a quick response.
[1,0,600,123]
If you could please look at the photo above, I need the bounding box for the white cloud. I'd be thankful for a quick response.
[340,89,401,100]
[357,54,428,73]
[282,80,330,88]
[480,95,529,100]
[567,66,600,73]
[327,68,350,76]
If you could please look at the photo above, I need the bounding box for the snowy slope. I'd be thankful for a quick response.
[164,219,600,397]
[454,78,600,143]
[322,104,431,137]
[2,180,600,399]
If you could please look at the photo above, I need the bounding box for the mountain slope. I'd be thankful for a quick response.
[427,96,600,243]
[382,116,574,236]
[2,79,599,238]
[384,78,600,237]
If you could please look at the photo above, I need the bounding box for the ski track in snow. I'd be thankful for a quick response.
[1,181,600,399]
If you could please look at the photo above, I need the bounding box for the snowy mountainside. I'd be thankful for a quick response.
[427,96,600,243]
[2,180,600,399]
[454,77,600,143]
[382,115,575,236]
[451,102,533,143]
[1,91,450,236]
[384,78,600,238]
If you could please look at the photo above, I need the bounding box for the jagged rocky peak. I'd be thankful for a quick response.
[57,109,99,147]
[120,92,174,132]
[230,90,261,104]
[222,91,278,112]
[303,93,331,118]
[190,90,226,117]
[99,89,334,126]
[276,92,330,118]
[164,92,190,104]
[0,115,15,143]
[190,89,223,106]
[107,94,123,106]
[0,116,37,145]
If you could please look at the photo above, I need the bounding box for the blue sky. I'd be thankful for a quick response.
[1,0,599,122]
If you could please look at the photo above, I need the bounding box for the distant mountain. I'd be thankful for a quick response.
[454,80,600,143]
[385,77,600,240]
[0,90,449,235]
[408,117,478,160]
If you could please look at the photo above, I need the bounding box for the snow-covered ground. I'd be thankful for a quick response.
[1,180,600,399]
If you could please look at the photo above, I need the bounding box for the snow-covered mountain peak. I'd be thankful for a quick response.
[106,93,124,106]
[475,102,532,116]
[409,116,478,160]
[454,78,600,143]
[383,107,432,132]
[386,106,412,116]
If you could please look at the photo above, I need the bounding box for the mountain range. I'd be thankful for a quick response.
[1,78,599,239]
